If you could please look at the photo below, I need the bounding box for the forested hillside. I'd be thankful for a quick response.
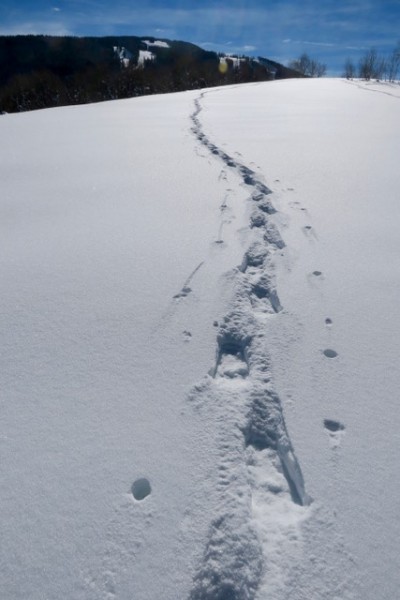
[0,35,301,112]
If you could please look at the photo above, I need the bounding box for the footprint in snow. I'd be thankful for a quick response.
[307,270,324,284]
[303,224,312,232]
[215,352,249,379]
[131,478,151,501]
[212,335,249,379]
[324,419,345,448]
[302,225,318,241]
[323,349,338,359]
[324,419,345,432]
[174,286,192,299]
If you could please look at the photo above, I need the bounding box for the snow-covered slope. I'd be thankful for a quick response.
[143,39,170,49]
[1,79,399,600]
[137,49,155,66]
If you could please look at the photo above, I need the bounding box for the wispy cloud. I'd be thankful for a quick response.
[283,39,336,48]
[345,45,370,51]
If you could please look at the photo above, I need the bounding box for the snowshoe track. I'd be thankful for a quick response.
[188,91,310,600]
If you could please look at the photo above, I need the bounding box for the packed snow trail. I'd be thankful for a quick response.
[188,90,311,600]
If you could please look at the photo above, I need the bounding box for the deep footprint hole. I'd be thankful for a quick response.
[252,284,268,299]
[131,478,151,501]
[220,340,245,358]
[324,419,345,433]
[323,349,338,358]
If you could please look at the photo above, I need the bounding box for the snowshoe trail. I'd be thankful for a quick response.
[191,93,272,197]
[188,91,311,600]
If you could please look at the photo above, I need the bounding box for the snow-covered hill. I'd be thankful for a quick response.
[1,79,400,600]
[114,40,171,68]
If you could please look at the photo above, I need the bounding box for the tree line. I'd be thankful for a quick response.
[344,43,400,81]
[288,53,327,77]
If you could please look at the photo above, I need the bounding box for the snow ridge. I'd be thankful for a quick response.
[188,91,310,599]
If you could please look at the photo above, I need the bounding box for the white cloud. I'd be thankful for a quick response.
[345,45,369,51]
[282,39,336,48]
[303,41,335,48]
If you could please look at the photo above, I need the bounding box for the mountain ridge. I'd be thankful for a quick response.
[0,34,302,113]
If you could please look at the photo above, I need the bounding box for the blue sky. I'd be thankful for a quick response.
[1,0,399,75]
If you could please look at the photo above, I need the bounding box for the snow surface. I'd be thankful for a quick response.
[220,55,247,69]
[1,79,400,600]
[143,39,170,48]
[137,49,155,66]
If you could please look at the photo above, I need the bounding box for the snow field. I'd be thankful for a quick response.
[0,92,253,599]
[1,77,400,599]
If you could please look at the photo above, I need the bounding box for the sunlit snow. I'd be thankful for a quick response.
[1,78,399,600]
[138,49,155,66]
[143,39,170,49]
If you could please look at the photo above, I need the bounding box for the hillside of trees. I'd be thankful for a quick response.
[288,53,326,77]
[0,35,302,113]
[344,43,400,81]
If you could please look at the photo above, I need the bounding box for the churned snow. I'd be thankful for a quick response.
[1,78,400,600]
